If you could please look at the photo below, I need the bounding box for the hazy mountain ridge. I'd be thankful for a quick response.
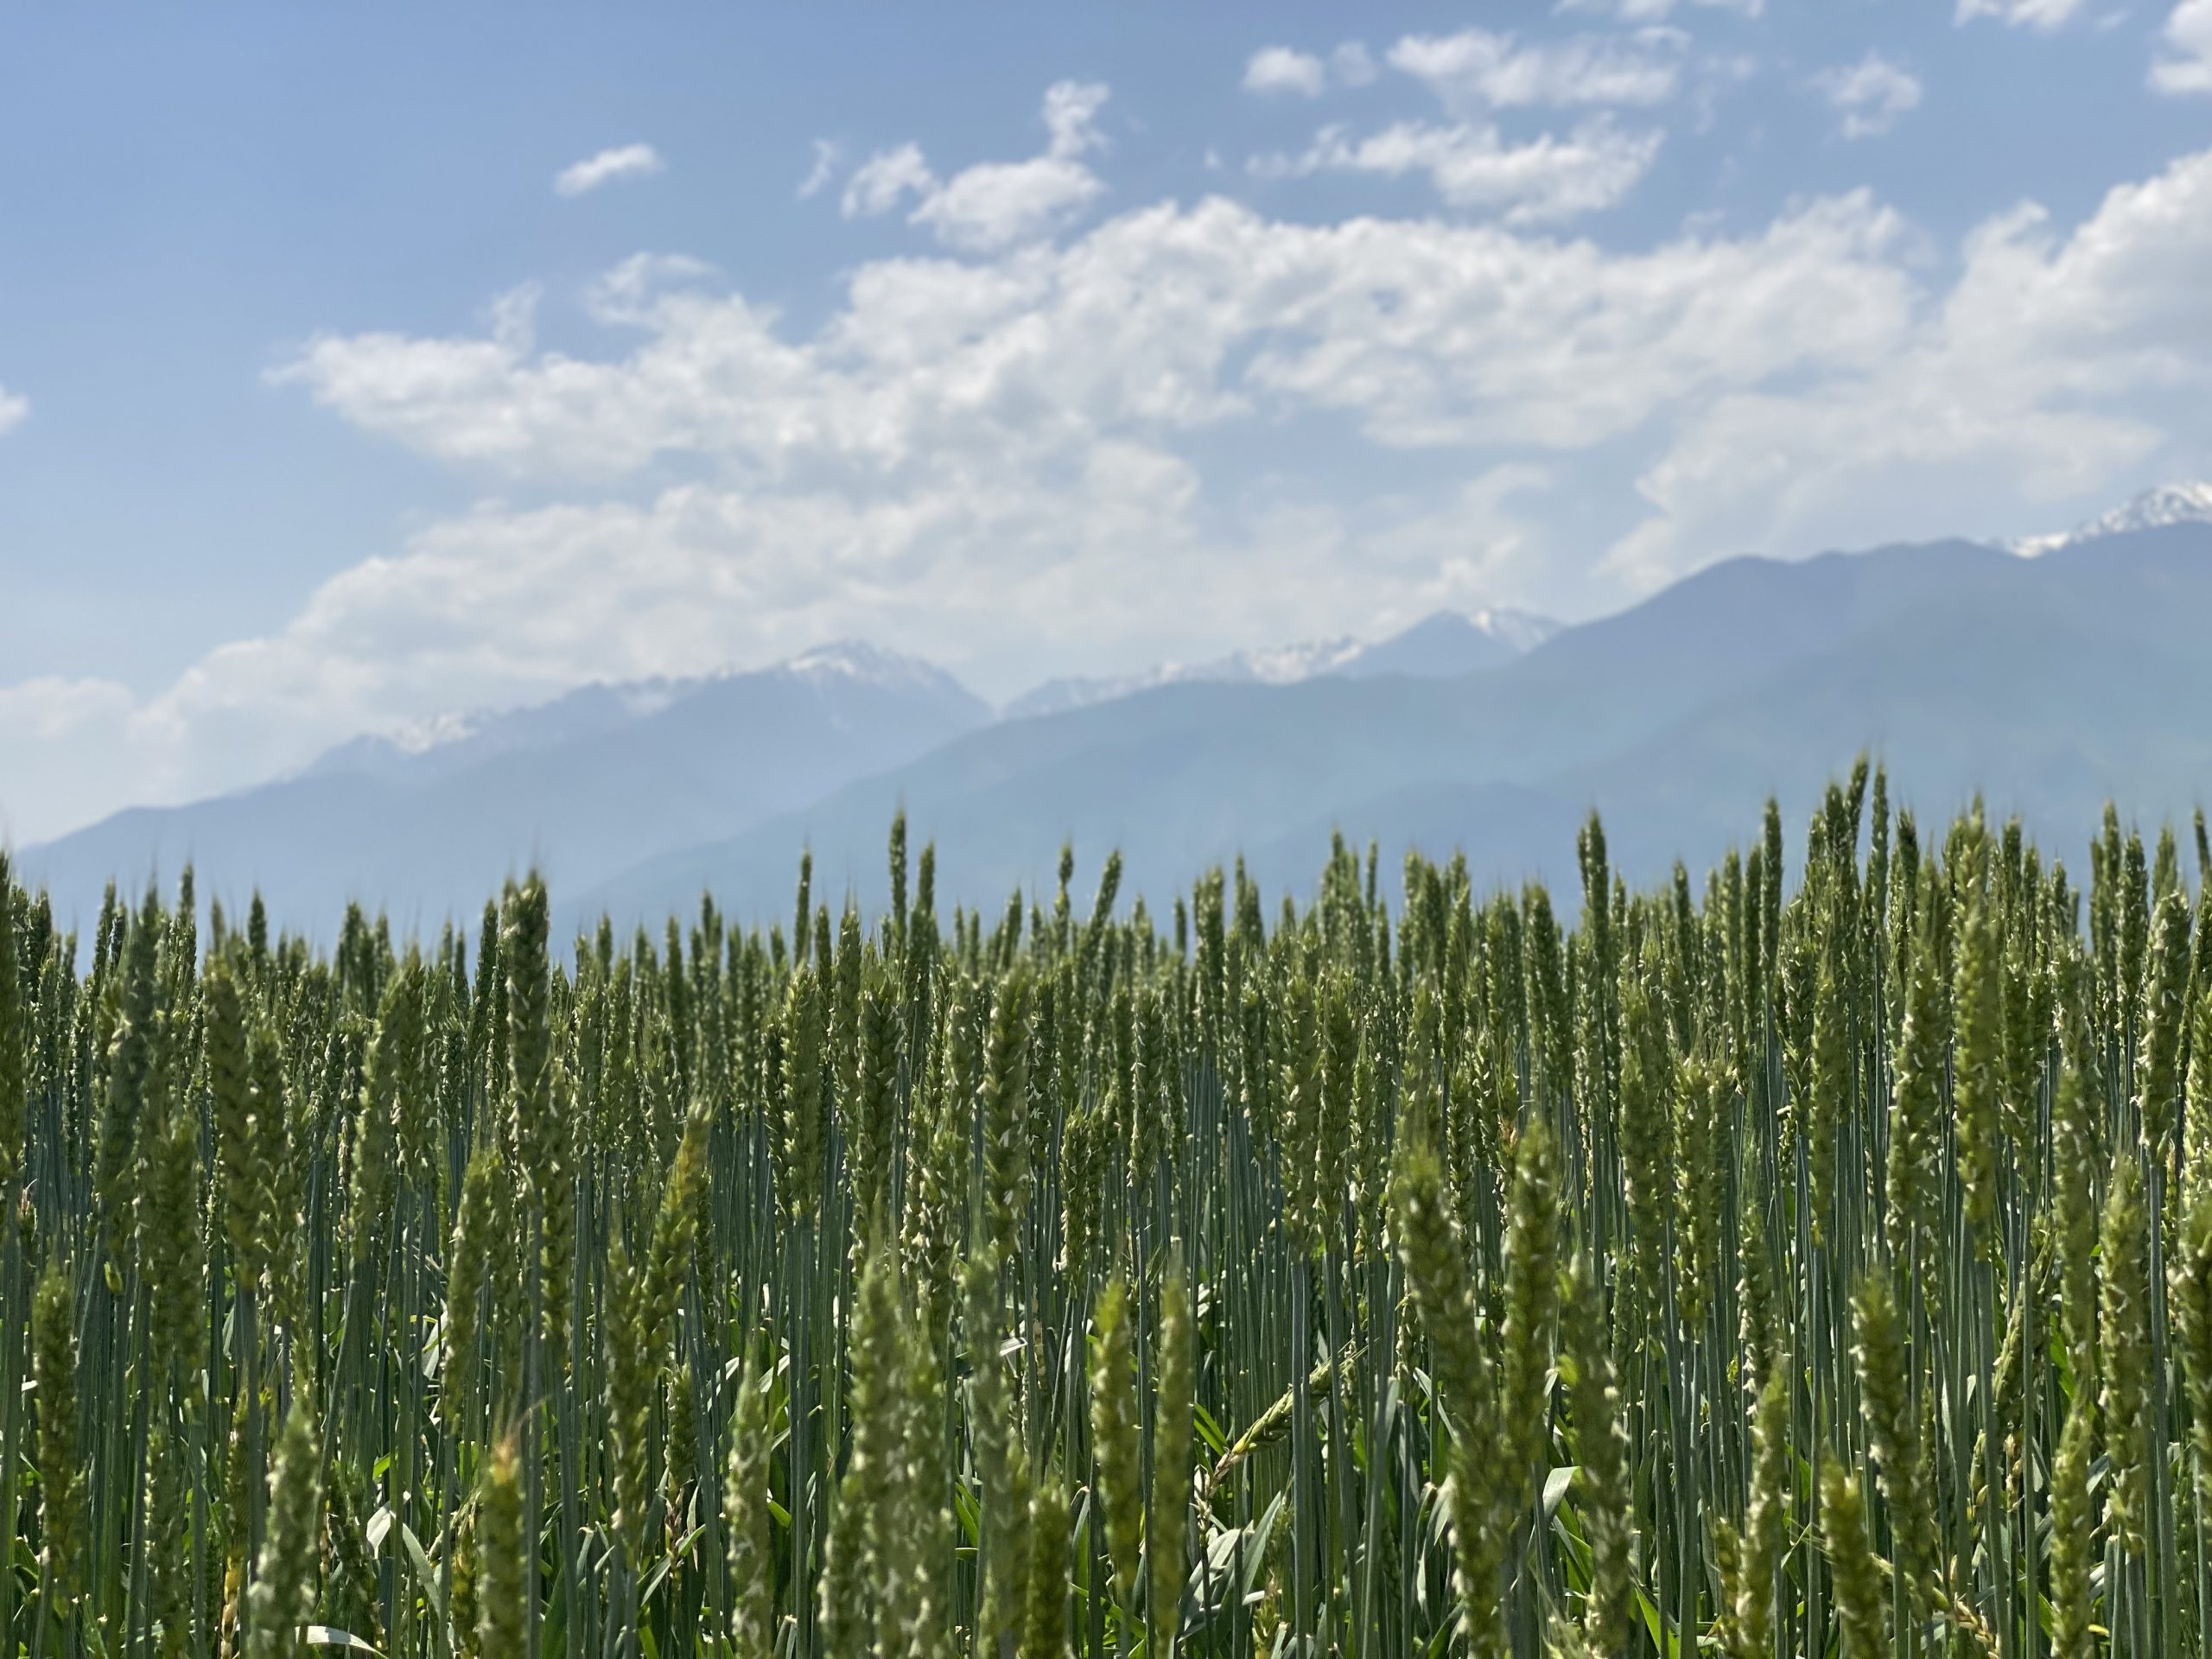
[573,523,2212,931]
[21,502,2212,937]
[1005,607,1558,719]
[17,644,990,931]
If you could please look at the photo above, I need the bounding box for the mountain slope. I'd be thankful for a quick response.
[577,524,2212,927]
[20,645,989,931]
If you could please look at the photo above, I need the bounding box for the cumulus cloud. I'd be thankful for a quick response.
[1244,47,1329,96]
[1243,41,1382,96]
[2154,0,2212,93]
[1816,53,1924,137]
[0,385,25,435]
[1250,118,1662,223]
[1388,26,1687,109]
[553,143,664,198]
[837,83,1109,252]
[1610,148,2212,584]
[1954,0,2088,29]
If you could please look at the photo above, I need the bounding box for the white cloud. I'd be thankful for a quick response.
[1954,0,2088,29]
[0,385,25,435]
[276,190,1919,481]
[912,156,1106,252]
[1243,41,1381,96]
[2154,0,2212,92]
[1556,0,1761,17]
[1042,80,1110,160]
[839,83,1109,252]
[553,143,664,198]
[1251,118,1663,223]
[1611,148,2212,584]
[1388,26,1687,109]
[1815,53,1924,137]
[842,143,938,219]
[798,139,842,199]
[1244,47,1329,96]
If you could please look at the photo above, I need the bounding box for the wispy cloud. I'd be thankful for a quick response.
[1556,0,1762,17]
[842,143,938,219]
[1816,53,1923,137]
[1388,26,1688,110]
[797,139,842,199]
[1954,0,2087,29]
[1249,117,1662,222]
[553,143,664,198]
[0,385,26,435]
[2154,0,2212,92]
[840,83,1111,252]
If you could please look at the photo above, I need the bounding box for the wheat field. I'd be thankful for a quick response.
[2,766,2209,1659]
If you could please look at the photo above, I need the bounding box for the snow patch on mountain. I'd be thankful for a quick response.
[2010,483,2212,556]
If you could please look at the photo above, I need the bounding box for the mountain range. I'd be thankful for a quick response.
[16,486,2212,938]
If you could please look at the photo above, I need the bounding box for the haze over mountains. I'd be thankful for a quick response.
[16,487,2212,938]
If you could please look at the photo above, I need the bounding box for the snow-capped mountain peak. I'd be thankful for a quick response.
[780,639,968,696]
[1465,607,1562,654]
[2010,482,2212,556]
[1002,607,1560,721]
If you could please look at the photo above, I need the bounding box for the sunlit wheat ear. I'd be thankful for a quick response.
[1852,1271,1933,1604]
[1820,1457,1889,1659]
[474,1430,525,1659]
[2049,1396,2099,1659]
[2101,1150,2154,1558]
[244,1395,321,1659]
[981,966,1032,1267]
[723,1341,777,1658]
[968,1245,1033,1655]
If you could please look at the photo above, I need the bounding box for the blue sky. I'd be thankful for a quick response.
[3,0,2209,842]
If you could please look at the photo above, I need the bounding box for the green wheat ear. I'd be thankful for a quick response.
[32,1258,85,1626]
[473,1428,525,1659]
[1090,1273,1145,1615]
[1820,1457,1890,1659]
[1151,1249,1195,1659]
[1561,1250,1630,1651]
[2101,1150,2154,1557]
[244,1395,322,1659]
[1852,1271,1934,1603]
[1021,1477,1072,1659]
[2174,1187,2212,1511]
[726,1343,778,1659]
[0,869,23,1194]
